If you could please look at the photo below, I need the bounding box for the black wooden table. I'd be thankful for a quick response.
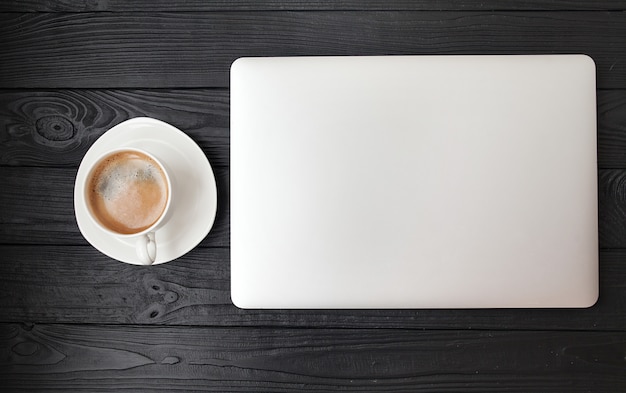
[1,1,626,391]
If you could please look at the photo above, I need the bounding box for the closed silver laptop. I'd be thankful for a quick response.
[230,55,598,308]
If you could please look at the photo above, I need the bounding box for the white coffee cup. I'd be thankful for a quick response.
[82,147,172,265]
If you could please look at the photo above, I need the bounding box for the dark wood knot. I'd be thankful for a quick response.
[161,356,181,365]
[164,291,179,304]
[12,341,39,356]
[35,115,75,142]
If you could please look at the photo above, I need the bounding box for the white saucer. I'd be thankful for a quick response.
[74,117,218,265]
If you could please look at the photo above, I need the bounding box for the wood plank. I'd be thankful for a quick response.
[0,245,624,330]
[599,170,626,248]
[2,89,625,169]
[0,167,230,247]
[598,90,626,169]
[1,167,623,248]
[1,12,625,89]
[2,0,626,12]
[0,89,230,168]
[0,89,626,169]
[1,324,625,391]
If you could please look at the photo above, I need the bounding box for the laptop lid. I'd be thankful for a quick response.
[230,55,598,309]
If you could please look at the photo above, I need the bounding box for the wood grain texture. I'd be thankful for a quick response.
[1,323,625,392]
[0,89,230,167]
[598,90,626,169]
[0,245,624,329]
[1,166,620,248]
[599,170,626,248]
[3,0,626,12]
[1,12,626,89]
[0,246,231,324]
[0,167,230,247]
[2,89,626,169]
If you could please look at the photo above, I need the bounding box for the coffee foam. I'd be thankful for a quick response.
[88,151,168,234]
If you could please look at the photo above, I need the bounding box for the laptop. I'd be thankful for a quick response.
[230,55,598,309]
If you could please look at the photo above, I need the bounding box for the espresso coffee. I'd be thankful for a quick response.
[87,150,169,234]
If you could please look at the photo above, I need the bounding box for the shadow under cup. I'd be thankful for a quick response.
[84,148,172,238]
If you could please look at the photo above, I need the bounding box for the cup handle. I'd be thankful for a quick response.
[136,232,157,265]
